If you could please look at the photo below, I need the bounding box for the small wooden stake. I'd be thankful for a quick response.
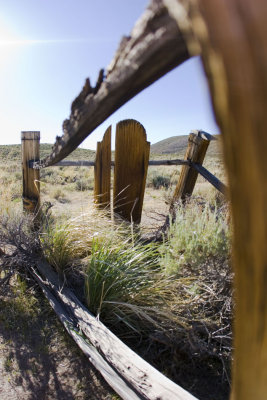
[21,131,40,218]
[170,130,211,210]
[94,126,111,208]
[113,119,150,224]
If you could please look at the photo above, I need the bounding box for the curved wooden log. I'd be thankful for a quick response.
[164,1,267,399]
[35,260,197,400]
[36,0,191,168]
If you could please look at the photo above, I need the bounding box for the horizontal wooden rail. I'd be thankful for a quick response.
[30,157,227,195]
[191,162,227,194]
[30,159,190,168]
[148,159,190,166]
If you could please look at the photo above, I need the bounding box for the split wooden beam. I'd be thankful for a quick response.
[21,131,40,220]
[94,126,111,208]
[34,0,191,168]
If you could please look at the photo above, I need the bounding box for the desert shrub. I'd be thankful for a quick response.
[52,188,68,203]
[41,169,65,185]
[160,200,230,275]
[75,178,93,191]
[152,175,171,189]
[10,183,22,201]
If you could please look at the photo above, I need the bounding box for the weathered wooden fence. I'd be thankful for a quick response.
[21,120,226,400]
[22,122,225,225]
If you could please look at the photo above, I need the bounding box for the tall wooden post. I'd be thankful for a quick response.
[21,131,40,218]
[170,130,211,211]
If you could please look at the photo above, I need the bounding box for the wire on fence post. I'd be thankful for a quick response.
[21,131,41,224]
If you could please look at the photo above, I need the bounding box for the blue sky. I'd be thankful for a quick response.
[0,0,219,149]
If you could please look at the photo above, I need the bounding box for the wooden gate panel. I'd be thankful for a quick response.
[113,120,150,223]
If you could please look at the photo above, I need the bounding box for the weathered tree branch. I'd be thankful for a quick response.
[36,0,192,168]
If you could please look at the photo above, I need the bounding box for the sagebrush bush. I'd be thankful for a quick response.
[52,188,68,202]
[152,175,171,189]
[75,178,93,191]
[159,200,230,275]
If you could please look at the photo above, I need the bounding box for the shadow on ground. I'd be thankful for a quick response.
[0,276,116,400]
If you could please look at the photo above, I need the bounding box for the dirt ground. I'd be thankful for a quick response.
[0,181,220,400]
[42,187,170,231]
[0,276,118,400]
[0,188,168,400]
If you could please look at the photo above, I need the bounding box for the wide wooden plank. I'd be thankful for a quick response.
[34,0,191,168]
[36,260,197,400]
[113,120,150,223]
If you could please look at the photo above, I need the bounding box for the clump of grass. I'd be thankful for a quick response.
[67,206,122,257]
[40,223,75,273]
[84,237,173,337]
[40,205,124,271]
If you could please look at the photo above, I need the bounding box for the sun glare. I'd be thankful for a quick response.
[0,26,37,47]
[0,23,20,46]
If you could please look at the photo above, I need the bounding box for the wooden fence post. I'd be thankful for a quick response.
[94,126,111,208]
[113,120,150,224]
[21,131,40,218]
[170,130,212,211]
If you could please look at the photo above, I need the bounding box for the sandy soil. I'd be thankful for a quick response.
[0,277,117,400]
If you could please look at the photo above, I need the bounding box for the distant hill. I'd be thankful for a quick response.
[0,134,223,164]
[0,144,96,163]
[151,135,188,155]
[151,134,223,159]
